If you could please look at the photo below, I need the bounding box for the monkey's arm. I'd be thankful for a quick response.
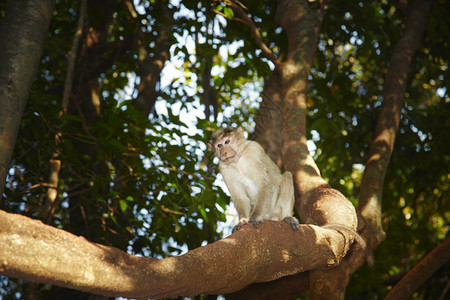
[220,166,253,232]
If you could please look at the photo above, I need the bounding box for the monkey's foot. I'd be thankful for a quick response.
[232,219,250,233]
[282,216,300,231]
[249,218,264,228]
[231,224,242,233]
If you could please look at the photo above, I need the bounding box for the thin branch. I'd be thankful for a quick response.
[45,186,92,223]
[44,0,87,222]
[23,182,58,192]
[61,0,87,113]
[212,9,228,20]
[44,159,61,217]
[385,237,450,300]
[214,1,281,69]
[124,0,138,19]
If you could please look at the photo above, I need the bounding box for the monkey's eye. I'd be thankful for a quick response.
[217,144,222,148]
[224,139,230,144]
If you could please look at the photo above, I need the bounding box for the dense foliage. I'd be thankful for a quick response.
[1,0,448,298]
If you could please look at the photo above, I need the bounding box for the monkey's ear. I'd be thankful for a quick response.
[236,127,245,139]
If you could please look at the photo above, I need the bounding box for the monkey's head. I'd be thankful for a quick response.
[209,127,245,164]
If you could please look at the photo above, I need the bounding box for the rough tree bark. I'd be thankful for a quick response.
[229,272,310,300]
[1,209,355,299]
[274,1,369,297]
[0,0,56,200]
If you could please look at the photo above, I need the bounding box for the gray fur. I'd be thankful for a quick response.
[210,127,299,232]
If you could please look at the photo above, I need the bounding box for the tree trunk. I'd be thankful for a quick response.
[134,4,173,118]
[275,1,366,297]
[0,0,56,200]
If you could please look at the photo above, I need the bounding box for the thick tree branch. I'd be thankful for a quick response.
[0,209,357,299]
[358,0,432,231]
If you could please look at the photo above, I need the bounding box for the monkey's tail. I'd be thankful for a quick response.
[322,223,374,266]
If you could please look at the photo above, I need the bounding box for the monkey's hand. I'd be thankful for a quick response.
[232,218,250,233]
[282,216,300,231]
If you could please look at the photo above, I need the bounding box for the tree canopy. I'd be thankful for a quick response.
[0,0,448,299]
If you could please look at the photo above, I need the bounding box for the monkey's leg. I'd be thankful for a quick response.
[278,171,299,231]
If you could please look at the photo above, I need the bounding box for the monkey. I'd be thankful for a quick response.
[209,126,374,265]
[209,126,299,233]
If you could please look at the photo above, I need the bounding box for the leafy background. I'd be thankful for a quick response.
[0,0,448,298]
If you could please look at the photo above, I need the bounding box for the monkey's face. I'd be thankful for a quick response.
[209,127,245,164]
[213,135,238,163]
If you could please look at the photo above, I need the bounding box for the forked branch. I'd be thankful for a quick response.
[213,0,281,69]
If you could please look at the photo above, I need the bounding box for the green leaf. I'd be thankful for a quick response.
[224,7,234,18]
[119,200,128,212]
[198,205,208,221]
